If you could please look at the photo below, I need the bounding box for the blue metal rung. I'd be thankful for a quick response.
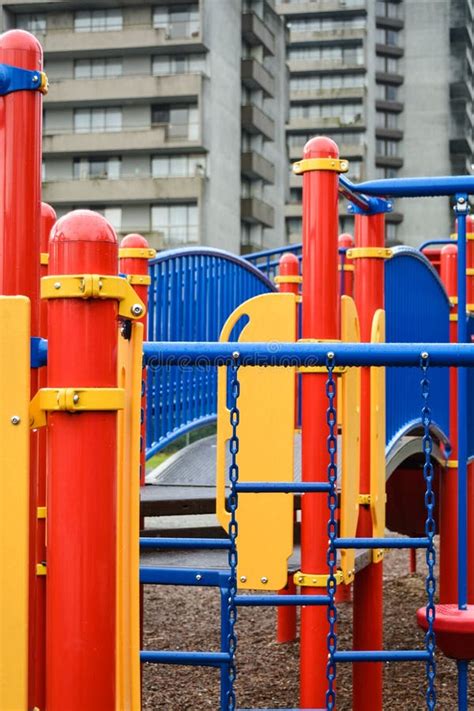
[334,537,429,549]
[334,650,430,663]
[140,566,229,588]
[140,537,231,550]
[235,482,330,494]
[235,595,330,607]
[141,650,230,667]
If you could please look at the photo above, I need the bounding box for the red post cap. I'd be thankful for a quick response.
[50,210,117,246]
[338,233,354,249]
[303,135,339,160]
[279,252,299,274]
[441,244,458,256]
[0,29,42,70]
[120,233,150,249]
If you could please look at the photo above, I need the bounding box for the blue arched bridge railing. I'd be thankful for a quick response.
[245,243,302,280]
[146,247,275,458]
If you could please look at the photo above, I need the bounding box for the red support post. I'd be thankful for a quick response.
[276,252,300,644]
[439,243,458,603]
[466,216,474,604]
[338,232,354,297]
[0,30,44,710]
[299,137,340,708]
[46,210,118,710]
[352,211,385,711]
[409,548,417,574]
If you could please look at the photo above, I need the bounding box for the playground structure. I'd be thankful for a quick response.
[4,27,474,711]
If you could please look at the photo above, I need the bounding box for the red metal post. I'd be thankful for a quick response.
[466,216,474,604]
[0,30,44,710]
[299,137,340,708]
[46,210,118,710]
[276,252,300,644]
[409,548,417,574]
[338,232,354,297]
[439,243,458,603]
[352,211,385,711]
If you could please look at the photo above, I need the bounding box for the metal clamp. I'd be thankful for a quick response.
[292,157,349,175]
[30,387,125,429]
[294,570,344,587]
[358,493,371,505]
[119,247,156,259]
[338,264,355,272]
[274,275,302,285]
[451,232,474,241]
[126,274,151,286]
[40,253,49,266]
[36,564,47,576]
[446,459,458,469]
[0,63,48,96]
[466,268,474,276]
[346,248,393,260]
[41,274,146,320]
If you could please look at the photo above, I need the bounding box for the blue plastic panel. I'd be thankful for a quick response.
[146,247,275,457]
[385,247,450,453]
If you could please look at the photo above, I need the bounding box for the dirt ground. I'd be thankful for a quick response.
[142,542,473,710]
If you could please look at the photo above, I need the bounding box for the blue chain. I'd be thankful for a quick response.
[421,355,437,710]
[325,356,338,710]
[227,356,240,710]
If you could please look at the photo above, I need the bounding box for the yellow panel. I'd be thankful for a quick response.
[116,322,143,711]
[340,296,361,584]
[0,297,30,710]
[216,293,296,591]
[370,309,386,563]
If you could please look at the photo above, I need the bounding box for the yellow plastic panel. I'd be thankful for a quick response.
[216,293,296,591]
[370,309,386,563]
[340,296,361,584]
[0,297,30,710]
[116,322,143,711]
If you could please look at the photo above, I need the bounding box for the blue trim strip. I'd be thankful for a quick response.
[334,650,430,663]
[235,595,330,607]
[334,537,429,549]
[140,566,228,587]
[140,650,230,667]
[235,482,330,493]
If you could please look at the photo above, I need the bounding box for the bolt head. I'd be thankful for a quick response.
[53,282,61,290]
[33,74,38,81]
[232,351,240,359]
[421,351,429,360]
[72,393,79,404]
[260,576,268,584]
[458,197,466,204]
[327,351,335,360]
[131,303,143,316]
[10,415,21,425]
[195,574,202,581]
[240,575,247,583]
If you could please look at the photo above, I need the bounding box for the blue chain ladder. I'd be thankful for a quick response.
[420,354,437,710]
[326,355,338,710]
[227,355,241,710]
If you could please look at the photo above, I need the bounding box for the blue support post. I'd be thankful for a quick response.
[457,659,469,711]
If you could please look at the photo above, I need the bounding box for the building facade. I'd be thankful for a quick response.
[0,0,289,254]
[277,0,474,247]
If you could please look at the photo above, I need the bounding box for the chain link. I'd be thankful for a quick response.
[227,358,241,710]
[325,357,338,710]
[421,356,437,710]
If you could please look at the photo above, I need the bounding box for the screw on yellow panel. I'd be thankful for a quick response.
[0,297,30,710]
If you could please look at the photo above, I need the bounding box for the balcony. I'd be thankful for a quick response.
[40,25,206,58]
[290,87,365,102]
[242,13,275,56]
[241,104,275,141]
[241,59,275,97]
[46,74,203,108]
[375,155,403,169]
[277,1,366,14]
[241,197,274,228]
[450,80,473,102]
[288,115,365,132]
[42,176,205,206]
[241,151,275,183]
[42,126,205,156]
[289,28,366,44]
[288,59,366,74]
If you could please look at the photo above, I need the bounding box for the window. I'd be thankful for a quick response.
[102,207,122,230]
[376,55,399,73]
[376,28,401,46]
[376,111,399,128]
[74,58,123,80]
[290,73,365,92]
[286,217,302,239]
[289,188,302,204]
[151,103,199,140]
[151,203,198,244]
[75,9,123,33]
[16,13,46,33]
[152,53,206,75]
[376,83,399,101]
[289,44,364,66]
[290,16,366,32]
[73,157,121,180]
[153,4,199,39]
[290,102,363,125]
[74,108,122,134]
[376,167,399,179]
[151,154,206,178]
[376,1,401,19]
[376,138,399,157]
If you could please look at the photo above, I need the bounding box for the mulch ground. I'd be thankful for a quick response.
[142,543,473,710]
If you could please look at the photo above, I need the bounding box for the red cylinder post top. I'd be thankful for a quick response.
[120,233,149,249]
[440,244,458,299]
[278,252,299,295]
[0,29,42,69]
[40,203,57,253]
[303,134,339,160]
[338,232,354,250]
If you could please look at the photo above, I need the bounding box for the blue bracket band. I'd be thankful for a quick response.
[347,196,394,216]
[0,63,48,96]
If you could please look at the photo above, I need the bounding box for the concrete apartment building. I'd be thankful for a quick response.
[278,0,474,247]
[0,0,288,253]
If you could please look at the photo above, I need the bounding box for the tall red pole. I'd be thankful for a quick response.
[338,232,354,297]
[439,243,458,603]
[276,252,300,644]
[299,136,340,708]
[46,210,118,710]
[352,211,385,711]
[466,216,474,604]
[0,30,44,710]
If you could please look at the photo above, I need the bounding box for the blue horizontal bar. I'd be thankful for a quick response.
[419,238,453,252]
[352,175,474,199]
[143,341,474,368]
[334,650,430,663]
[140,537,231,550]
[140,566,229,588]
[235,482,330,494]
[140,650,230,667]
[335,537,429,549]
[236,595,330,607]
[339,175,388,213]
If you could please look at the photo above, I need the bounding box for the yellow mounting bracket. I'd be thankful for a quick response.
[126,274,151,286]
[293,570,344,587]
[293,157,349,175]
[30,387,125,429]
[119,247,156,259]
[346,248,393,260]
[274,275,303,285]
[41,274,146,320]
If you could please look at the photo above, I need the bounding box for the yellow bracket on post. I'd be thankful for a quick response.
[292,157,349,174]
[293,570,344,587]
[118,247,156,259]
[41,274,146,320]
[370,309,386,563]
[0,297,30,710]
[346,248,393,260]
[29,387,125,429]
[116,321,143,711]
[339,295,361,584]
[274,275,303,285]
[126,274,151,286]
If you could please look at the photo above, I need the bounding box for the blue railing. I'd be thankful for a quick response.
[146,247,275,458]
[245,243,302,280]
